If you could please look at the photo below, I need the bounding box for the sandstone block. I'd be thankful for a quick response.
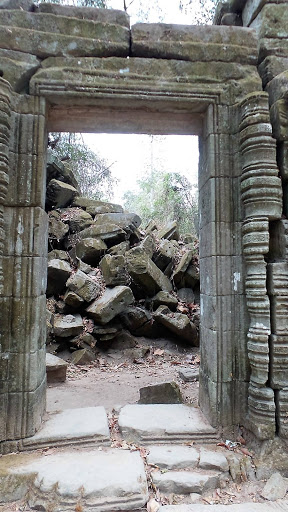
[75,237,107,266]
[261,472,288,501]
[79,223,126,247]
[47,259,71,296]
[63,208,93,233]
[46,353,68,383]
[48,214,69,242]
[126,248,172,297]
[151,470,219,495]
[66,269,101,303]
[147,445,199,470]
[120,306,154,336]
[0,48,40,92]
[63,290,84,308]
[154,305,198,345]
[46,150,79,190]
[153,239,178,271]
[86,286,134,325]
[100,254,129,286]
[157,221,179,241]
[71,348,96,365]
[94,212,141,232]
[72,197,124,213]
[0,0,33,9]
[37,4,130,28]
[46,179,78,209]
[199,448,229,472]
[178,367,199,382]
[177,288,195,304]
[108,241,130,256]
[47,250,69,262]
[53,314,83,338]
[139,382,183,404]
[152,291,178,311]
[172,250,194,287]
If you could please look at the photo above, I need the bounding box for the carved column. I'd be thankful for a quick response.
[239,92,282,440]
[0,78,12,443]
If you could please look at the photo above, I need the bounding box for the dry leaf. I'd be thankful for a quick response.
[154,349,164,356]
[240,447,253,457]
[147,498,160,512]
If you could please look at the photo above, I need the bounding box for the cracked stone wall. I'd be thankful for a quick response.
[0,0,287,451]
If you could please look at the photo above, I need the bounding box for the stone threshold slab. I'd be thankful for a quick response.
[0,448,148,511]
[159,503,288,511]
[20,407,110,450]
[118,404,218,444]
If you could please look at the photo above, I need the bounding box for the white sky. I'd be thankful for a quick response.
[82,0,204,203]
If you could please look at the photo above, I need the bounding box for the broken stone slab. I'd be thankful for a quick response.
[126,247,172,297]
[46,353,68,383]
[72,197,124,215]
[62,208,93,233]
[151,470,220,495]
[86,286,134,325]
[53,313,83,338]
[46,150,79,190]
[153,239,178,271]
[66,269,101,302]
[46,179,78,209]
[261,472,288,501]
[157,220,180,241]
[108,240,130,256]
[147,445,199,470]
[139,382,183,404]
[47,249,70,262]
[74,237,107,266]
[93,323,121,342]
[79,222,127,247]
[63,289,84,308]
[47,258,71,296]
[172,250,194,288]
[199,448,229,472]
[100,254,130,286]
[1,448,148,511]
[95,212,141,232]
[110,330,138,350]
[21,407,110,449]
[120,306,154,336]
[152,291,178,311]
[154,305,198,345]
[118,404,217,444]
[178,367,199,382]
[138,235,155,258]
[70,332,97,350]
[48,213,69,242]
[71,348,96,365]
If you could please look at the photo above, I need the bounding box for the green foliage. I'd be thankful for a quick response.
[123,169,198,236]
[49,133,117,200]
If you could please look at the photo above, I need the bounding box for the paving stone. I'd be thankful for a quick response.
[261,472,288,501]
[151,470,219,494]
[21,407,110,449]
[139,381,184,404]
[46,353,67,383]
[159,503,288,511]
[118,404,217,444]
[178,367,199,382]
[147,445,199,470]
[0,449,148,511]
[199,448,229,472]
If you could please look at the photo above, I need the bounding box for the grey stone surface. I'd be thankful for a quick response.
[47,258,71,296]
[119,404,217,444]
[66,269,101,302]
[261,472,288,501]
[199,448,229,472]
[126,248,173,297]
[154,305,198,345]
[46,353,68,383]
[159,503,288,511]
[147,445,199,470]
[86,286,134,324]
[22,407,110,448]
[1,449,148,511]
[178,367,199,382]
[75,237,107,265]
[139,381,184,404]
[151,470,219,494]
[53,313,83,338]
[71,348,96,365]
[46,179,78,208]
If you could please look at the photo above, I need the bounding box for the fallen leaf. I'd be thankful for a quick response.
[240,447,253,457]
[154,349,164,356]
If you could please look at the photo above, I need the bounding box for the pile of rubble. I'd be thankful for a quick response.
[46,151,200,364]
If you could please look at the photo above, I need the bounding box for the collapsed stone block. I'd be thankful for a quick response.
[53,314,83,338]
[153,239,178,271]
[173,250,199,288]
[66,269,101,303]
[62,208,93,233]
[86,286,134,325]
[46,353,68,383]
[47,259,71,296]
[120,306,153,336]
[71,348,96,365]
[139,382,183,404]
[152,291,178,311]
[154,305,198,345]
[74,238,107,266]
[126,247,172,297]
[157,220,179,241]
[79,223,126,247]
[94,212,141,233]
[46,179,78,209]
[48,213,69,242]
[63,290,84,308]
[100,254,129,286]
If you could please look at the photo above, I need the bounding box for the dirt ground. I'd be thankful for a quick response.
[47,336,200,414]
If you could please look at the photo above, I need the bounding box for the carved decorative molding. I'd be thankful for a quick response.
[239,92,282,439]
[0,78,11,295]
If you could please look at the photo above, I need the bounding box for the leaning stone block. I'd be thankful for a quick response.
[126,248,172,297]
[154,305,198,345]
[66,269,101,303]
[46,353,68,383]
[46,179,78,209]
[53,314,83,338]
[71,348,96,365]
[47,259,71,296]
[153,239,177,271]
[79,223,126,247]
[172,250,193,287]
[157,220,179,241]
[86,286,134,325]
[100,254,129,286]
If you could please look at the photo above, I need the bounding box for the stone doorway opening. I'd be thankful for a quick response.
[45,130,202,415]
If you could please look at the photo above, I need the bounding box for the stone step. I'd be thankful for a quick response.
[20,407,110,450]
[118,404,218,444]
[147,445,229,472]
[0,448,148,511]
[151,469,221,495]
[159,502,288,511]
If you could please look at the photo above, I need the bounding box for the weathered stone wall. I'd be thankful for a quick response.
[0,0,287,451]
[216,0,288,440]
